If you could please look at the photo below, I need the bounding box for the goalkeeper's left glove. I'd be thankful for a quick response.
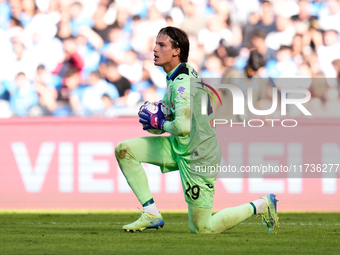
[138,102,169,131]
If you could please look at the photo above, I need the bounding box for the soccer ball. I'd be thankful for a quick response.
[140,101,173,135]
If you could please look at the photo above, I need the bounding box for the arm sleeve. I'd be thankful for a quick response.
[163,104,190,137]
[163,75,191,137]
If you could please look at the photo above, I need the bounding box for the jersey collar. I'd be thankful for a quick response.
[166,63,182,81]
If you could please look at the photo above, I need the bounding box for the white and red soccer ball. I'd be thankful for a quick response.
[140,101,173,134]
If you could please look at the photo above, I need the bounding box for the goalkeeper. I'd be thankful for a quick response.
[115,26,279,234]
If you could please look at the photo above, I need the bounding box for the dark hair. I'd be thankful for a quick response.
[37,64,45,71]
[158,26,189,62]
[278,45,293,51]
[247,50,265,72]
[261,0,271,5]
[252,29,266,40]
[10,16,24,28]
[102,93,112,100]
[294,33,303,39]
[90,70,102,79]
[71,1,82,7]
[300,60,311,68]
[16,72,26,77]
[66,67,79,78]
[106,60,118,68]
[133,15,141,21]
[332,59,340,79]
[165,15,173,21]
[225,46,239,57]
[62,35,76,42]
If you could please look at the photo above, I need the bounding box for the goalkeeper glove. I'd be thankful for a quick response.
[138,101,169,131]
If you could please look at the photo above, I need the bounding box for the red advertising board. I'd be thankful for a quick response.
[0,117,339,211]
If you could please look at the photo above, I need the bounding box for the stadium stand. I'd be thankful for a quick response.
[0,0,339,117]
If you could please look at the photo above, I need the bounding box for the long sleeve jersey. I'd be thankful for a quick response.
[163,62,220,165]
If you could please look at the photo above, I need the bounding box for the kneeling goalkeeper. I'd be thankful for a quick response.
[115,26,279,234]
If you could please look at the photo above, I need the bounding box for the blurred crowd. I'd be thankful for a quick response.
[0,0,339,118]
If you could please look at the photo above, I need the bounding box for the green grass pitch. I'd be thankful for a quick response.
[0,212,339,255]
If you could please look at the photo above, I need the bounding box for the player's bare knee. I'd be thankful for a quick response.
[115,142,129,160]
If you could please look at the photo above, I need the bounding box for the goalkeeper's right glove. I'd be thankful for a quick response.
[138,101,168,131]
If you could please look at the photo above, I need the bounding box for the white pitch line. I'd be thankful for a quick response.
[239,222,340,226]
[4,222,339,226]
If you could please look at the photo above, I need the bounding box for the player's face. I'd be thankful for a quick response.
[153,34,179,68]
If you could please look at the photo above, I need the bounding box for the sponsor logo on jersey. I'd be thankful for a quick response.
[177,86,186,94]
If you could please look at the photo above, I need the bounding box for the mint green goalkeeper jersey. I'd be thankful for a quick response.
[162,62,221,208]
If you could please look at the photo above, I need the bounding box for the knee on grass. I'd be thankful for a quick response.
[189,225,212,234]
[189,214,212,234]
